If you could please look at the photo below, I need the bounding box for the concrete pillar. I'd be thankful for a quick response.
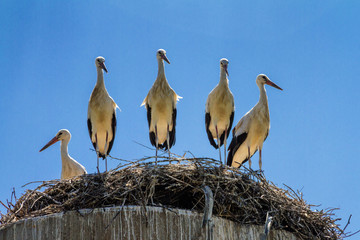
[0,206,299,240]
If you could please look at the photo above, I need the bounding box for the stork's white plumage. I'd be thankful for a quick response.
[205,58,234,164]
[141,49,181,161]
[39,129,87,180]
[87,56,117,172]
[227,74,282,170]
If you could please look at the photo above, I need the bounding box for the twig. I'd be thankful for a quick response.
[342,214,352,233]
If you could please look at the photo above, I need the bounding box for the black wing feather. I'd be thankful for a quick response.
[87,118,97,151]
[106,111,117,156]
[146,103,151,128]
[149,132,156,147]
[167,108,177,150]
[205,112,218,149]
[219,111,234,145]
[146,104,157,147]
[227,132,248,167]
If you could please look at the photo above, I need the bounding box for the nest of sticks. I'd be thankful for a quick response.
[0,156,348,239]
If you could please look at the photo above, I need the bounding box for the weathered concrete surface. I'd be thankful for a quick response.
[0,206,299,240]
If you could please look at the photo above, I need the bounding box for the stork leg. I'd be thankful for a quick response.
[248,146,252,169]
[223,128,228,165]
[104,132,108,172]
[215,125,222,164]
[167,124,171,159]
[259,148,262,171]
[155,126,158,165]
[95,134,100,174]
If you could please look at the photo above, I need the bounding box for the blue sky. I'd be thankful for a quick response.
[1,0,359,236]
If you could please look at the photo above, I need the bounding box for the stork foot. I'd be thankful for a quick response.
[254,169,264,175]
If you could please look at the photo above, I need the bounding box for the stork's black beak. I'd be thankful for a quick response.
[224,65,229,76]
[162,55,170,64]
[100,62,108,73]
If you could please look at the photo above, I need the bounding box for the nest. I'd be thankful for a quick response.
[0,157,346,239]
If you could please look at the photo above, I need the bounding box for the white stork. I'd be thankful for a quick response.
[205,58,234,164]
[227,74,282,170]
[88,56,117,172]
[39,129,87,180]
[141,49,181,162]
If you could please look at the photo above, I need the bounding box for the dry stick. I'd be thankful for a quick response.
[345,229,360,238]
[132,140,156,151]
[0,201,11,211]
[11,188,16,203]
[13,190,38,215]
[112,156,169,171]
[132,141,214,164]
[132,140,173,159]
[340,214,360,238]
[108,154,133,163]
[21,179,60,189]
[342,214,352,233]
[183,150,196,158]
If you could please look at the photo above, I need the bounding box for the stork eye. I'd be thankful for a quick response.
[58,132,63,136]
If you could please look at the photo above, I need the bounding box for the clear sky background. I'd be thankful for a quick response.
[1,0,359,237]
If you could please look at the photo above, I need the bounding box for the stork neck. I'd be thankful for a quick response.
[60,139,70,163]
[258,84,268,105]
[219,69,229,86]
[96,68,105,88]
[156,59,167,82]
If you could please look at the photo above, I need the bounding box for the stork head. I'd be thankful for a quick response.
[220,58,229,76]
[56,129,71,141]
[39,129,71,152]
[256,74,283,90]
[156,49,170,64]
[95,56,108,73]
